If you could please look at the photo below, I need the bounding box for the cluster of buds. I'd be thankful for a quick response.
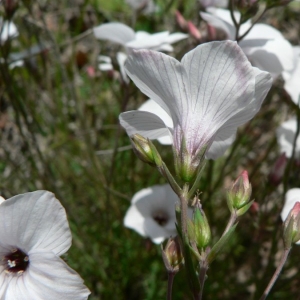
[226,171,253,216]
[283,202,300,248]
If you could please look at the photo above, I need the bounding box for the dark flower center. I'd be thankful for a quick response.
[4,248,29,274]
[153,211,169,226]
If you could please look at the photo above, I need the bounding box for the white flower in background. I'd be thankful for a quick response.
[0,18,18,44]
[281,188,300,245]
[0,196,4,204]
[0,191,90,300]
[199,0,228,9]
[125,0,158,14]
[120,41,272,160]
[283,47,300,104]
[124,185,180,244]
[200,8,294,78]
[93,22,188,53]
[276,118,300,158]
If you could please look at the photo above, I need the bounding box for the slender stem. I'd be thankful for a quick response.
[198,261,208,300]
[167,272,176,300]
[237,8,268,42]
[259,248,291,300]
[221,211,237,238]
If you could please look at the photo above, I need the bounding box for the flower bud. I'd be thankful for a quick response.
[269,153,287,186]
[131,134,162,167]
[188,202,211,250]
[188,21,201,42]
[283,202,300,248]
[227,171,252,214]
[161,237,183,273]
[175,10,188,31]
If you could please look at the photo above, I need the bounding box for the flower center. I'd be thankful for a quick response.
[153,210,169,226]
[4,248,29,274]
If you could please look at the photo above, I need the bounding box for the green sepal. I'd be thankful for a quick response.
[207,224,238,264]
[236,200,254,217]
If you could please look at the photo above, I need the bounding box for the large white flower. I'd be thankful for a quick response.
[124,184,181,244]
[93,22,188,53]
[283,46,300,104]
[200,8,294,77]
[0,191,90,300]
[281,188,300,245]
[119,40,272,160]
[276,118,300,158]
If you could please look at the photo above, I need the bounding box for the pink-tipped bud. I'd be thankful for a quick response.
[283,202,300,248]
[269,153,287,186]
[188,21,201,41]
[227,171,252,215]
[175,10,188,31]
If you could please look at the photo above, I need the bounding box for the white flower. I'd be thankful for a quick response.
[0,18,18,44]
[200,8,294,78]
[124,185,180,244]
[282,46,300,104]
[276,118,300,158]
[0,191,90,300]
[119,40,272,160]
[281,188,300,245]
[93,22,188,53]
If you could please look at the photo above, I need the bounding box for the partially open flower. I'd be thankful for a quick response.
[120,41,272,181]
[0,191,90,299]
[124,185,181,244]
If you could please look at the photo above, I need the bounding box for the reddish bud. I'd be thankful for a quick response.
[175,10,188,31]
[188,21,201,41]
[283,202,300,247]
[269,153,287,186]
[161,237,183,273]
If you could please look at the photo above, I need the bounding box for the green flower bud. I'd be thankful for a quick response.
[188,203,211,250]
[131,134,162,167]
[227,171,252,214]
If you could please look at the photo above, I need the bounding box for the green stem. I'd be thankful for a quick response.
[259,248,291,300]
[221,211,237,238]
[198,261,208,300]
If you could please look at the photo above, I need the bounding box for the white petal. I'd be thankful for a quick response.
[180,41,256,153]
[164,32,188,44]
[4,249,90,300]
[0,191,71,256]
[276,118,300,158]
[206,67,272,158]
[98,55,112,63]
[138,100,173,145]
[242,38,294,75]
[119,110,171,140]
[124,49,189,126]
[283,47,300,104]
[93,22,135,46]
[124,204,147,237]
[116,52,129,83]
[127,31,170,49]
[0,196,5,204]
[242,23,284,40]
[98,63,113,71]
[138,99,174,128]
[143,218,176,244]
[0,20,18,43]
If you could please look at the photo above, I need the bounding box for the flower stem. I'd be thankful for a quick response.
[221,211,237,238]
[179,184,189,239]
[198,260,208,300]
[167,272,175,300]
[259,247,291,300]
